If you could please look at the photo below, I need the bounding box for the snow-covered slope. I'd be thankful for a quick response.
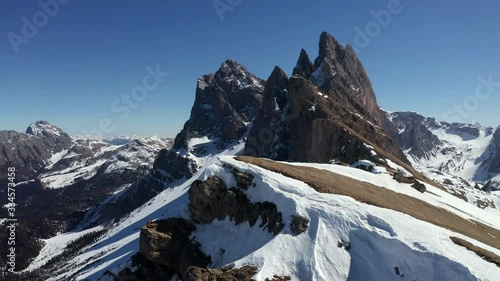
[33,153,500,281]
[38,136,173,189]
[383,111,500,210]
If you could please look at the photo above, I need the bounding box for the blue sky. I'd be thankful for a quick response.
[1,0,499,136]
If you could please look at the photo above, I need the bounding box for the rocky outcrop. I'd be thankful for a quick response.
[135,218,211,280]
[153,149,197,181]
[290,215,309,235]
[173,60,264,150]
[189,176,284,234]
[244,66,290,160]
[411,180,427,193]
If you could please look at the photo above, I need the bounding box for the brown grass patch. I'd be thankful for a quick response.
[236,156,500,250]
[450,237,500,267]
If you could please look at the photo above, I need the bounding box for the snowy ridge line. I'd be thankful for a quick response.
[38,154,500,280]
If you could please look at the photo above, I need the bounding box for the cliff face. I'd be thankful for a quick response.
[174,60,264,150]
[245,32,407,165]
[244,66,290,160]
[311,32,383,127]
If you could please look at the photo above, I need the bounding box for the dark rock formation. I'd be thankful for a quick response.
[153,149,197,181]
[189,176,284,234]
[233,171,254,190]
[135,218,211,280]
[290,215,309,235]
[292,49,314,79]
[411,180,427,193]
[393,172,415,184]
[244,32,408,165]
[287,75,407,164]
[311,32,383,127]
[174,60,264,150]
[244,66,290,160]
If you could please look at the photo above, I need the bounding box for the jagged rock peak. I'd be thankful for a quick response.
[269,65,288,82]
[292,48,314,79]
[213,59,265,89]
[244,65,290,160]
[310,31,383,127]
[172,60,264,150]
[316,31,346,66]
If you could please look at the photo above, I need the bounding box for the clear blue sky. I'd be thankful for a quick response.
[1,0,499,136]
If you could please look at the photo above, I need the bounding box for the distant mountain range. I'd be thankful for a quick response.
[1,32,499,281]
[0,121,173,270]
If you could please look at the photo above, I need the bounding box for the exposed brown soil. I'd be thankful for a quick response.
[236,156,500,250]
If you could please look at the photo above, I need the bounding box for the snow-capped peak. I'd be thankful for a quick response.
[26,120,65,138]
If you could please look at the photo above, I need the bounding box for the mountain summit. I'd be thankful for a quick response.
[173,59,264,150]
[245,32,407,166]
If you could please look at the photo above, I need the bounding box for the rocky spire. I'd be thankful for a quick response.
[292,49,314,79]
[244,32,408,165]
[173,59,264,150]
[310,32,383,127]
[244,66,290,160]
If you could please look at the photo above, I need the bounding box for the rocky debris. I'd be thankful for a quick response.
[290,215,309,235]
[186,265,258,281]
[392,172,416,184]
[139,218,211,280]
[189,176,284,234]
[244,66,291,160]
[173,60,264,150]
[411,180,426,193]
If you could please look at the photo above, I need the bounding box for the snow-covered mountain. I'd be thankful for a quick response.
[23,153,500,281]
[0,121,173,272]
[382,110,500,210]
[3,32,500,281]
